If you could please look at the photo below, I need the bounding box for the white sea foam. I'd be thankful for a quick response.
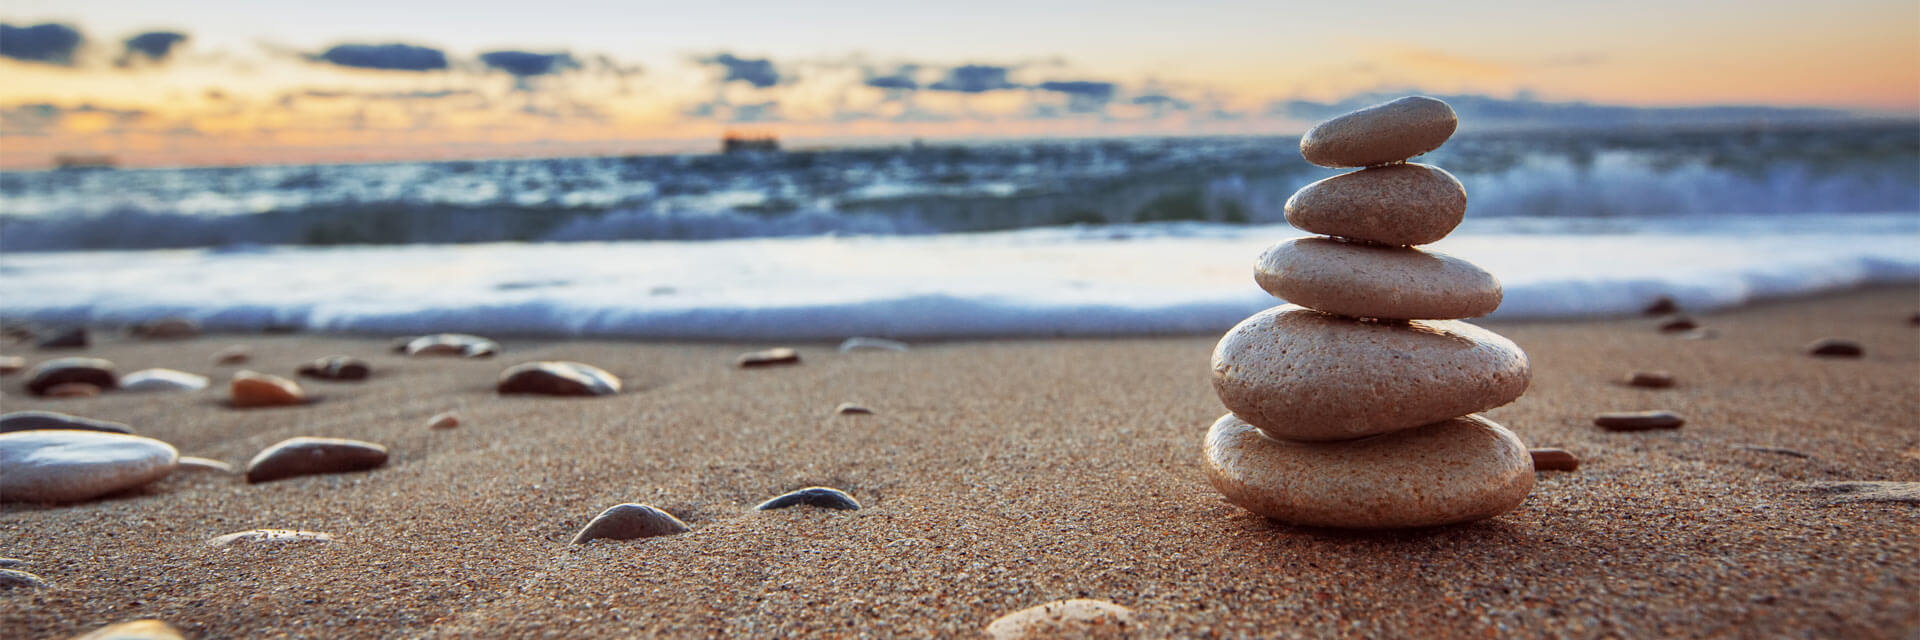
[1,214,1915,339]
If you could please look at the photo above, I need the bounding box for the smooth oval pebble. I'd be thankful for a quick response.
[737,347,801,367]
[1594,410,1684,431]
[406,333,499,358]
[426,411,460,430]
[1284,163,1466,246]
[1205,413,1534,528]
[245,436,388,483]
[25,357,117,396]
[0,355,25,375]
[74,619,187,640]
[496,361,621,396]
[838,337,909,352]
[128,317,201,340]
[756,486,861,511]
[37,327,88,349]
[1213,305,1530,441]
[1624,371,1675,388]
[570,504,690,543]
[0,410,131,434]
[834,402,873,415]
[210,529,335,547]
[1805,338,1863,358]
[1255,237,1501,320]
[1530,448,1580,471]
[986,599,1136,639]
[230,370,305,408]
[176,456,234,473]
[296,355,371,380]
[1300,96,1457,168]
[0,430,178,502]
[46,382,102,398]
[0,568,50,589]
[211,345,250,365]
[119,368,210,393]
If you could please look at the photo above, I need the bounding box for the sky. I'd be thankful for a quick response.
[0,0,1916,168]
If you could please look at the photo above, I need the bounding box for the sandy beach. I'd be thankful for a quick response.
[2,286,1916,638]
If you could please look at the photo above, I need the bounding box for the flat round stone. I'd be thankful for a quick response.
[0,411,130,434]
[571,503,690,543]
[245,436,389,483]
[230,370,305,408]
[0,430,178,502]
[1284,163,1466,246]
[1594,410,1684,431]
[1212,305,1530,441]
[1255,237,1501,320]
[1530,448,1580,471]
[755,486,861,511]
[1300,96,1458,168]
[496,361,621,396]
[1204,413,1534,528]
[986,599,1137,639]
[120,368,210,392]
[25,357,117,396]
[210,529,335,547]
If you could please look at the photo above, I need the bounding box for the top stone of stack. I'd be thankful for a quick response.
[1299,96,1457,168]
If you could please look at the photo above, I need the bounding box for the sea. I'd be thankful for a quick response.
[1,122,1916,339]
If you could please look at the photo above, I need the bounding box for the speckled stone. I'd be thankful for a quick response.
[1594,410,1684,431]
[0,430,178,503]
[0,568,50,590]
[570,504,690,543]
[0,411,131,434]
[756,486,861,511]
[1255,237,1502,320]
[406,333,499,358]
[209,529,335,547]
[25,357,117,396]
[985,599,1137,639]
[73,619,187,640]
[229,370,305,408]
[244,436,388,483]
[496,361,621,396]
[737,347,801,367]
[1204,413,1534,528]
[296,355,371,381]
[1284,163,1467,246]
[1300,96,1458,168]
[119,368,209,393]
[1212,305,1530,441]
[1805,338,1863,358]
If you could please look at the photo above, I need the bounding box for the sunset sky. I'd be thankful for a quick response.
[1,0,1915,168]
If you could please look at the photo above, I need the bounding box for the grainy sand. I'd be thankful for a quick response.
[3,287,1917,638]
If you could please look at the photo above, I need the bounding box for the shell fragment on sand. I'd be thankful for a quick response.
[0,430,178,503]
[1299,96,1458,168]
[833,402,873,415]
[571,504,690,543]
[210,529,336,547]
[24,357,117,396]
[244,436,388,483]
[1254,237,1501,320]
[1594,410,1685,432]
[496,361,621,396]
[0,410,131,434]
[756,486,861,511]
[427,411,460,429]
[985,599,1137,639]
[1283,163,1466,246]
[736,347,801,367]
[119,368,210,392]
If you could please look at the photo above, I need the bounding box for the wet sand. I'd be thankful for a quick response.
[3,286,1917,638]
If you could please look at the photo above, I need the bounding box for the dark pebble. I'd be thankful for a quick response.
[571,504,690,543]
[834,402,873,415]
[1624,371,1675,388]
[36,327,87,350]
[296,355,372,381]
[245,436,389,483]
[1594,410,1685,431]
[1642,296,1679,316]
[1529,448,1580,471]
[496,361,621,396]
[1805,338,1863,358]
[756,486,862,511]
[1656,315,1697,333]
[0,410,131,434]
[24,357,117,396]
[737,347,801,368]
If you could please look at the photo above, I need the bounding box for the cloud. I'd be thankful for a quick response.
[480,50,579,77]
[297,89,475,101]
[118,31,188,67]
[314,43,448,71]
[929,64,1019,93]
[0,102,146,135]
[703,53,779,88]
[1037,80,1116,113]
[0,23,83,65]
[865,66,919,90]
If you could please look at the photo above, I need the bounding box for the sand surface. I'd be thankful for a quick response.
[3,287,1917,638]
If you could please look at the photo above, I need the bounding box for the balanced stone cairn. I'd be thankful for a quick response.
[1203,96,1535,529]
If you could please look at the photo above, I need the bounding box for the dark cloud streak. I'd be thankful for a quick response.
[0,23,83,65]
[118,31,188,67]
[480,51,578,77]
[315,43,448,71]
[703,53,779,88]
[929,64,1018,93]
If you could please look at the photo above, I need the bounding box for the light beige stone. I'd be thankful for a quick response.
[0,430,178,503]
[986,599,1137,639]
[1212,305,1529,441]
[1203,413,1534,528]
[571,504,689,543]
[1300,96,1458,168]
[1284,163,1466,246]
[73,618,187,640]
[209,529,334,547]
[229,370,304,408]
[1254,237,1502,320]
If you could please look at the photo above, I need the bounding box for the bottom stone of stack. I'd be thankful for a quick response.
[1203,413,1533,529]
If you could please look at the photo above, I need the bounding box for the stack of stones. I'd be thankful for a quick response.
[1202,96,1536,529]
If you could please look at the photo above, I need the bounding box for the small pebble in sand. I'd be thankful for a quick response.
[176,456,236,473]
[45,382,102,398]
[838,337,909,352]
[571,503,690,543]
[37,327,88,350]
[0,568,50,590]
[1804,338,1863,358]
[405,333,499,358]
[211,346,250,365]
[25,357,117,396]
[986,599,1137,640]
[1624,371,1675,388]
[296,355,371,381]
[736,347,801,368]
[0,430,178,503]
[119,368,210,393]
[1594,410,1685,432]
[1734,444,1810,459]
[1799,481,1918,504]
[0,410,131,434]
[496,361,621,396]
[427,412,460,430]
[230,370,305,408]
[210,529,336,547]
[1643,296,1679,316]
[0,355,23,375]
[834,402,873,416]
[1656,315,1698,333]
[756,486,861,511]
[1529,448,1580,471]
[245,436,388,483]
[128,317,201,340]
[74,619,187,640]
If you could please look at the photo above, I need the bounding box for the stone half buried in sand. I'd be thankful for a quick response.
[229,370,306,408]
[1255,237,1501,320]
[571,503,690,544]
[0,430,178,503]
[24,357,117,396]
[496,361,621,396]
[244,436,389,483]
[985,599,1137,639]
[1299,96,1458,168]
[1284,163,1467,246]
[1212,305,1529,441]
[1204,413,1534,529]
[756,486,861,511]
